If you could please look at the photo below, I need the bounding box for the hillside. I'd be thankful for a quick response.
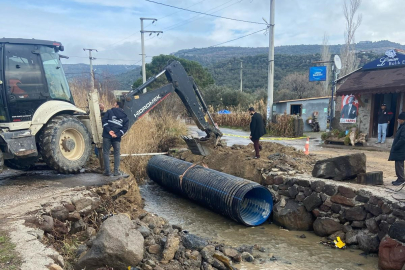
[114,67,142,89]
[173,40,405,66]
[207,51,379,93]
[63,64,140,89]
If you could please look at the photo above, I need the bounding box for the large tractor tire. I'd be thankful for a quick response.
[39,115,91,174]
[5,157,37,171]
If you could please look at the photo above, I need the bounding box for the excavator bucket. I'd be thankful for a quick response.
[181,136,216,156]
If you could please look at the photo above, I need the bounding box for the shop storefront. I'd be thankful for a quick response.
[335,49,405,139]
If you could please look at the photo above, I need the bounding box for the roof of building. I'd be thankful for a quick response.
[336,66,405,96]
[274,96,330,104]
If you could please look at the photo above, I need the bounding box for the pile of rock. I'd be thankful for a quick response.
[26,193,101,239]
[27,190,265,270]
[76,213,258,270]
[260,153,305,183]
[263,174,405,270]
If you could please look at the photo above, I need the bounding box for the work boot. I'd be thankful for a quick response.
[114,171,129,178]
[103,172,112,176]
[392,179,405,186]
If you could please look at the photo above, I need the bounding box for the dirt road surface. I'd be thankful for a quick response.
[0,169,120,218]
[0,169,123,270]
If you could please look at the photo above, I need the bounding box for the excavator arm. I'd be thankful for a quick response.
[122,61,222,155]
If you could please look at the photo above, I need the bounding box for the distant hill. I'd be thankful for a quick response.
[63,64,140,89]
[173,40,405,66]
[207,51,379,93]
[114,67,142,89]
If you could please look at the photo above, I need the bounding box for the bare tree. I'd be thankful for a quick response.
[340,0,362,77]
[321,33,331,95]
[276,73,323,101]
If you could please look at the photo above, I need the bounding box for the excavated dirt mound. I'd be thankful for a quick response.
[173,142,317,183]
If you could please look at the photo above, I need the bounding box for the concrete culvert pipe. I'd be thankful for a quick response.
[147,155,273,226]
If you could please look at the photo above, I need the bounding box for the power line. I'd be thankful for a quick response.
[145,0,266,25]
[180,28,267,55]
[102,0,208,51]
[145,0,207,28]
[157,0,242,34]
[144,0,241,43]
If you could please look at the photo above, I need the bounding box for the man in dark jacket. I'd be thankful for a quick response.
[389,112,405,186]
[376,103,393,144]
[249,107,266,159]
[102,101,129,176]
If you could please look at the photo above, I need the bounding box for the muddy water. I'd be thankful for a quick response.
[140,181,378,270]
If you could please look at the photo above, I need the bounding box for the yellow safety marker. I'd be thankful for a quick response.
[222,133,307,141]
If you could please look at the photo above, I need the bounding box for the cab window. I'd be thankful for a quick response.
[39,46,72,102]
[4,44,46,101]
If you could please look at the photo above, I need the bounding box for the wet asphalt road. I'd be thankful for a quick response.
[0,168,118,213]
[188,125,324,152]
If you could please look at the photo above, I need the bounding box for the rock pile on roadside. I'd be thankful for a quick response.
[24,183,267,270]
[76,212,259,270]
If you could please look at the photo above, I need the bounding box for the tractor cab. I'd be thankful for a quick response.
[0,38,73,123]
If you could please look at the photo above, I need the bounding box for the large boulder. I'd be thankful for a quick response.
[182,233,209,251]
[379,236,405,270]
[313,217,342,237]
[357,230,380,253]
[303,193,322,212]
[343,206,367,221]
[76,214,144,270]
[312,153,366,180]
[273,199,314,231]
[388,220,405,243]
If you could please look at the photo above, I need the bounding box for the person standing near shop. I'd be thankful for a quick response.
[389,112,405,186]
[248,107,266,159]
[376,103,393,144]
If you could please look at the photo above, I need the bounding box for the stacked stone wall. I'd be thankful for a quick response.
[263,174,405,257]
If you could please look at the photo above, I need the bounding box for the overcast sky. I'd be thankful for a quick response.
[2,0,404,65]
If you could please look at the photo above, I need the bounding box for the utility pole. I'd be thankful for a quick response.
[140,18,163,93]
[240,60,243,92]
[266,0,275,122]
[83,48,98,91]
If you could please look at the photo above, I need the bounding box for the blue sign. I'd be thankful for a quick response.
[309,66,327,81]
[362,49,405,70]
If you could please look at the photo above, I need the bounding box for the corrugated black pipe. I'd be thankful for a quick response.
[147,155,273,226]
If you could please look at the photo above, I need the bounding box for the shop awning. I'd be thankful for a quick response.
[336,66,405,96]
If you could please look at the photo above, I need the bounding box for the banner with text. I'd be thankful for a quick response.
[309,66,327,81]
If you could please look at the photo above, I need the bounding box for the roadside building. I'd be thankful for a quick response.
[335,49,405,140]
[273,97,330,132]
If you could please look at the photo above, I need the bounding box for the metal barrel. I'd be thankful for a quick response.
[147,155,273,226]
